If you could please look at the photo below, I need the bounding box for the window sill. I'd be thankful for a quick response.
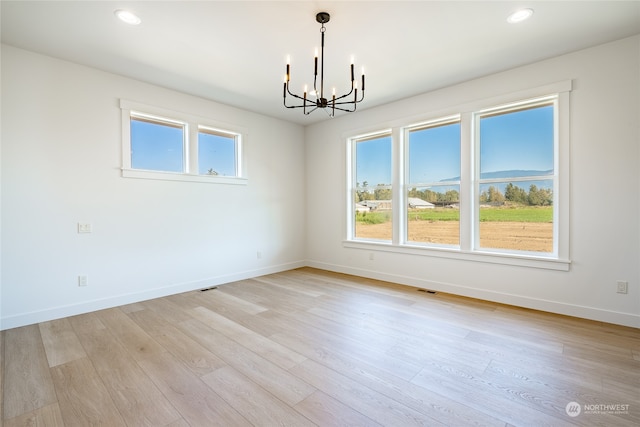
[122,168,248,185]
[342,240,570,271]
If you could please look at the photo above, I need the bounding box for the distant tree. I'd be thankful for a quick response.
[528,184,553,206]
[443,190,460,203]
[480,186,505,204]
[374,184,392,200]
[505,183,528,204]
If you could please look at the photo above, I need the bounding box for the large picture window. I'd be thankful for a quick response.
[346,82,570,270]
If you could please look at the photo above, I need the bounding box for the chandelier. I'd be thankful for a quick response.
[283,12,365,116]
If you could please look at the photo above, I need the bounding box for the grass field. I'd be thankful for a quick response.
[355,206,553,252]
[357,206,553,223]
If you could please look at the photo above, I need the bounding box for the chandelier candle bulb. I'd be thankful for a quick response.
[314,49,318,75]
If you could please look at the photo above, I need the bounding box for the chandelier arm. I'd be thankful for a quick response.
[332,90,355,102]
[333,92,364,105]
[304,106,319,115]
[286,82,306,101]
[332,105,357,113]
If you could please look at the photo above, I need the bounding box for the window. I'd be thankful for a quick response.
[406,118,461,246]
[130,114,185,173]
[346,81,571,270]
[351,132,393,241]
[120,100,245,184]
[476,101,555,253]
[198,127,238,176]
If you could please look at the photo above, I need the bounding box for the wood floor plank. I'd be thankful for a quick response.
[141,297,195,325]
[198,286,269,315]
[252,274,326,297]
[189,305,307,370]
[136,351,250,426]
[3,325,57,420]
[230,278,322,312]
[272,330,507,427]
[201,365,316,426]
[411,361,575,426]
[51,357,126,426]
[38,318,86,367]
[94,307,166,361]
[290,358,446,426]
[177,317,316,406]
[287,309,424,381]
[4,403,65,427]
[127,307,227,377]
[294,390,384,427]
[73,326,182,426]
[483,358,640,426]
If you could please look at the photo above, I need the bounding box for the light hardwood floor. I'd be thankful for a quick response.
[1,267,639,426]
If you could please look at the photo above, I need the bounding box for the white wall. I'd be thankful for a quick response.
[1,45,306,330]
[3,37,639,331]
[305,36,640,328]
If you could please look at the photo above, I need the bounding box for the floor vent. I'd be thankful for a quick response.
[417,288,437,294]
[200,286,218,292]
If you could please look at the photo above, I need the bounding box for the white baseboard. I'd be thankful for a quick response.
[306,260,640,329]
[4,259,637,330]
[0,261,305,331]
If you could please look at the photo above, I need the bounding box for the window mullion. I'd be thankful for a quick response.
[459,112,473,251]
[187,123,198,175]
[392,126,403,245]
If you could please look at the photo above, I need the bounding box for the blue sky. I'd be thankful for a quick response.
[131,119,183,172]
[480,105,554,175]
[131,119,236,175]
[356,105,554,187]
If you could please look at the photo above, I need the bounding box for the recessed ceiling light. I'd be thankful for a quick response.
[114,9,141,25]
[507,8,534,24]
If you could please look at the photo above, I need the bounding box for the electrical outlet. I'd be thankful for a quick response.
[616,281,628,294]
[78,223,92,233]
[257,251,262,259]
[369,252,374,260]
[78,275,88,287]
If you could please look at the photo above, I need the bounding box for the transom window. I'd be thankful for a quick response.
[120,100,246,184]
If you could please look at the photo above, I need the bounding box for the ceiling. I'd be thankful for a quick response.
[2,1,639,125]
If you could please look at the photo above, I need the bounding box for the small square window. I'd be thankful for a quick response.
[130,115,185,173]
[198,127,238,176]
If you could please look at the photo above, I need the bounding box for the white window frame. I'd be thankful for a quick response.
[348,130,393,242]
[404,115,462,248]
[120,99,247,185]
[472,96,559,256]
[344,80,571,271]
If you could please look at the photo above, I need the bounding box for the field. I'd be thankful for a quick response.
[355,206,553,252]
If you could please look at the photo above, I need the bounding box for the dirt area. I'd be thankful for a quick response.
[356,221,553,252]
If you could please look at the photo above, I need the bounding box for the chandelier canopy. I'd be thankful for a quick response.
[283,12,365,117]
